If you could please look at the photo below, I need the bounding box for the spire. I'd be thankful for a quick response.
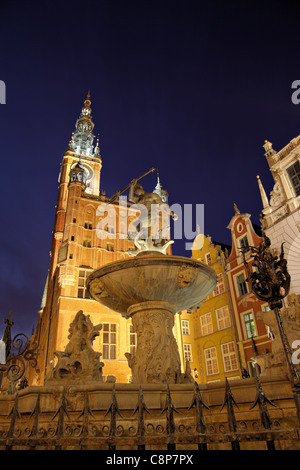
[256,175,270,209]
[40,273,49,310]
[153,170,168,203]
[69,92,96,157]
[80,91,92,119]
[153,170,163,198]
[233,203,240,215]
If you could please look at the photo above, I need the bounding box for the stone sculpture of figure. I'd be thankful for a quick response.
[125,307,194,385]
[128,180,177,248]
[45,310,104,385]
[254,294,300,378]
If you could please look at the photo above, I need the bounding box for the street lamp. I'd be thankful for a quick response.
[242,232,300,424]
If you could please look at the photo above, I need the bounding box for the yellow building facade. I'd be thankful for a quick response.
[189,235,242,383]
[175,308,198,379]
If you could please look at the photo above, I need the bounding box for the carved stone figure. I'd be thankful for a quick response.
[177,265,197,287]
[88,278,108,299]
[125,301,194,384]
[254,294,300,378]
[270,178,285,207]
[45,311,104,385]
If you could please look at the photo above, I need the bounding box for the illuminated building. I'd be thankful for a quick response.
[226,205,273,377]
[187,234,241,383]
[257,137,300,295]
[33,94,144,384]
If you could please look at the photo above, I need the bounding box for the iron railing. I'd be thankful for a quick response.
[0,380,299,451]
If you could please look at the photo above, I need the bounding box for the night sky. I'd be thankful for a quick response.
[1,0,300,336]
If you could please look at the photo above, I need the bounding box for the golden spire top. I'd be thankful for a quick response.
[256,174,270,209]
[81,91,92,118]
[233,203,240,215]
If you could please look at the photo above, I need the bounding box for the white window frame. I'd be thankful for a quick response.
[204,346,219,376]
[181,319,190,335]
[200,312,213,336]
[183,343,192,362]
[243,311,256,339]
[216,305,231,330]
[221,341,238,372]
[77,269,92,299]
[102,323,117,360]
[129,325,137,357]
[213,273,225,296]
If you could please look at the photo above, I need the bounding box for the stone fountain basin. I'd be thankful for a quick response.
[87,252,217,317]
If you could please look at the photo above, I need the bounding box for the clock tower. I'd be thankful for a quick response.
[33,94,139,385]
[50,93,102,278]
[31,94,180,386]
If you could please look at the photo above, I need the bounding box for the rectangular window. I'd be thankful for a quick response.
[78,288,84,298]
[205,253,212,265]
[213,273,225,296]
[287,161,300,197]
[181,319,190,335]
[236,273,248,297]
[244,312,256,338]
[221,342,238,372]
[239,235,249,252]
[204,346,219,376]
[216,305,231,330]
[77,269,91,299]
[129,325,137,356]
[183,343,192,362]
[107,225,115,234]
[103,323,117,359]
[200,312,213,336]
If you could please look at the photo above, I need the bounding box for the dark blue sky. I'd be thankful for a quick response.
[1,0,300,335]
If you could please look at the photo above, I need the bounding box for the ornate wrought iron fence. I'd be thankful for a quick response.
[0,310,38,395]
[0,381,299,451]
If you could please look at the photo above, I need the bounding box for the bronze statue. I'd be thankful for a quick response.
[128,179,177,249]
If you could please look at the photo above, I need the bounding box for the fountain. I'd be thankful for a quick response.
[87,177,217,384]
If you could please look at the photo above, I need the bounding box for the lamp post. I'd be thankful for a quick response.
[242,233,300,425]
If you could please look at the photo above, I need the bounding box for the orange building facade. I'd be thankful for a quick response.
[32,95,154,385]
[226,205,273,376]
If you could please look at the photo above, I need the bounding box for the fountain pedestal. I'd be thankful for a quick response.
[125,301,181,384]
[87,251,217,384]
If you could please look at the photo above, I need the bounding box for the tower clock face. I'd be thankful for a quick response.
[81,163,94,183]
